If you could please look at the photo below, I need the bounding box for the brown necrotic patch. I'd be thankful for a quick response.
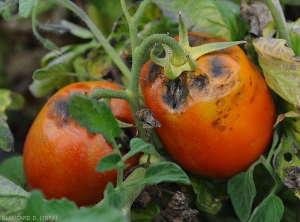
[162,72,209,110]
[47,97,71,128]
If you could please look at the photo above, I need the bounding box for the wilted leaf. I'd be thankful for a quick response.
[0,175,29,216]
[273,136,300,198]
[0,115,14,152]
[253,37,300,107]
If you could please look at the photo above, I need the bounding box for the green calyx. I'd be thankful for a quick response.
[151,12,246,80]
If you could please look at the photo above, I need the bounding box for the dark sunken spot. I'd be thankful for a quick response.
[211,57,223,77]
[162,77,189,109]
[47,98,71,127]
[148,62,161,83]
[190,74,209,91]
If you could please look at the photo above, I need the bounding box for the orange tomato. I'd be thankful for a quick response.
[23,81,138,207]
[140,32,276,178]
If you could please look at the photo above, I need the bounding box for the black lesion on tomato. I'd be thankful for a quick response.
[47,98,71,128]
[211,57,225,78]
[162,72,210,110]
[147,62,162,83]
[190,74,209,91]
[162,76,189,110]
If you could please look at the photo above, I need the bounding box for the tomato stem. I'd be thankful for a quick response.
[263,0,291,47]
[259,155,283,192]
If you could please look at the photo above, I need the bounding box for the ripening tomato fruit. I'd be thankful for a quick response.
[23,81,139,207]
[140,32,276,178]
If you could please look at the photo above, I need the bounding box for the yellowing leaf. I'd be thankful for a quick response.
[253,37,300,107]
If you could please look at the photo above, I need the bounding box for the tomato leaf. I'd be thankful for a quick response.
[22,190,76,219]
[252,37,300,107]
[0,1,12,21]
[152,0,248,41]
[19,0,34,18]
[190,175,227,214]
[96,153,126,172]
[0,115,14,152]
[124,162,190,187]
[98,182,126,210]
[29,76,72,98]
[228,169,257,222]
[131,202,161,222]
[0,156,26,189]
[68,94,121,143]
[273,136,300,198]
[33,63,70,80]
[248,195,284,222]
[122,138,160,162]
[23,190,128,221]
[0,175,29,217]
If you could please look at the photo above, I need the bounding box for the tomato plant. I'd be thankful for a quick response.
[23,81,139,207]
[0,0,300,222]
[140,32,276,178]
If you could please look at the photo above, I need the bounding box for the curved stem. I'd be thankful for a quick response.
[264,0,291,47]
[52,0,131,80]
[129,34,185,95]
[90,88,129,101]
[260,156,283,192]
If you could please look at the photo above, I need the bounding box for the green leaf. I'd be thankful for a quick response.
[0,2,12,21]
[122,138,160,162]
[19,0,35,18]
[0,175,29,217]
[23,190,128,221]
[0,115,14,152]
[61,20,94,39]
[125,162,190,187]
[96,153,126,172]
[22,190,77,218]
[190,175,226,214]
[69,94,121,143]
[0,156,26,189]
[33,63,70,80]
[29,76,72,98]
[152,0,248,41]
[0,89,11,120]
[252,37,300,107]
[131,202,161,222]
[248,195,284,222]
[99,182,126,209]
[228,169,257,222]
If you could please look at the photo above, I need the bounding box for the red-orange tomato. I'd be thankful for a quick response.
[23,81,139,207]
[140,32,276,178]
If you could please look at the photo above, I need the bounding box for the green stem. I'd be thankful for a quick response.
[260,156,283,193]
[111,139,123,187]
[51,0,131,80]
[129,34,186,95]
[264,0,291,47]
[120,167,147,218]
[90,88,129,101]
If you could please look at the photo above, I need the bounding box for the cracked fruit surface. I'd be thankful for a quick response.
[140,32,276,178]
[23,81,138,206]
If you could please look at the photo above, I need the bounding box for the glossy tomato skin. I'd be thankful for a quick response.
[140,32,276,178]
[23,81,138,207]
